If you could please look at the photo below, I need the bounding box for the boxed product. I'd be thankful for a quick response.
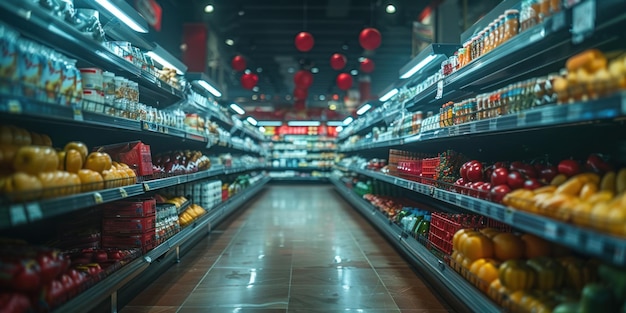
[103,198,156,217]
[102,216,156,234]
[101,233,156,253]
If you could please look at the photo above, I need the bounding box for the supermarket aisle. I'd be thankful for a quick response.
[121,184,452,313]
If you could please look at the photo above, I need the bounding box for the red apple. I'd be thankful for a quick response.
[491,167,509,186]
[94,251,108,263]
[517,163,537,178]
[523,178,543,190]
[460,162,469,180]
[586,154,613,174]
[539,166,558,183]
[479,183,492,199]
[466,161,484,182]
[59,273,76,298]
[558,159,580,177]
[490,185,511,203]
[507,171,525,189]
[107,250,124,260]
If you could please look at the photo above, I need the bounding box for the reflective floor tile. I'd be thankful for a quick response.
[288,285,398,311]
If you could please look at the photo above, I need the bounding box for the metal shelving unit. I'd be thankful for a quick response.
[55,177,270,313]
[330,177,501,313]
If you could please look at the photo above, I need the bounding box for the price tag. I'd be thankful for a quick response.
[72,105,83,121]
[587,237,604,255]
[93,192,103,204]
[454,194,462,205]
[143,183,151,191]
[156,80,162,88]
[552,11,566,32]
[504,208,514,224]
[544,222,558,239]
[9,205,27,225]
[489,120,497,131]
[564,231,580,246]
[25,203,42,221]
[119,188,128,198]
[567,104,583,121]
[614,247,626,264]
[435,80,444,100]
[7,99,22,113]
[572,0,595,44]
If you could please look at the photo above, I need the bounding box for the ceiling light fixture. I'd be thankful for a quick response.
[400,54,436,79]
[327,121,344,126]
[399,44,460,79]
[146,46,186,74]
[238,10,245,16]
[343,116,354,125]
[252,86,260,92]
[350,69,358,76]
[379,88,398,102]
[336,126,344,132]
[187,72,221,97]
[225,39,234,46]
[229,103,245,115]
[197,80,222,97]
[287,121,321,127]
[356,103,372,115]
[256,67,263,73]
[386,4,396,14]
[319,95,326,101]
[311,67,319,73]
[246,116,258,126]
[257,121,282,126]
[95,0,148,33]
[259,126,266,133]
[204,4,214,13]
[329,104,337,110]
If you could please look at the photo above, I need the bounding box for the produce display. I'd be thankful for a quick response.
[0,125,136,202]
[178,204,207,228]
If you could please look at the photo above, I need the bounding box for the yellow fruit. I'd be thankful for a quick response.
[601,171,616,193]
[492,233,525,261]
[520,234,551,259]
[579,182,598,201]
[617,168,626,194]
[461,233,494,261]
[58,149,83,173]
[551,174,568,186]
[83,152,112,174]
[64,142,88,162]
[3,172,42,201]
[476,262,500,292]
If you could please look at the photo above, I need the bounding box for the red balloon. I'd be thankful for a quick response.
[360,58,375,73]
[330,53,347,71]
[241,73,258,90]
[336,73,353,91]
[293,87,308,100]
[359,28,382,50]
[231,55,246,72]
[293,70,313,88]
[294,32,314,52]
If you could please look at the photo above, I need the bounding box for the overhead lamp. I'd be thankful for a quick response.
[336,126,344,132]
[94,0,148,33]
[327,121,344,126]
[146,44,187,75]
[287,121,321,127]
[246,117,258,126]
[399,43,460,79]
[259,126,266,133]
[356,103,372,115]
[204,4,215,13]
[386,4,397,14]
[187,72,222,98]
[252,86,260,92]
[350,69,359,76]
[229,103,245,115]
[379,88,398,102]
[225,39,234,46]
[311,67,319,73]
[343,116,354,125]
[257,121,282,126]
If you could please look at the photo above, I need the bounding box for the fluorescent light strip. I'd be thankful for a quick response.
[196,80,222,98]
[229,103,245,115]
[326,121,344,126]
[356,103,372,115]
[257,121,283,126]
[145,51,184,75]
[343,116,354,125]
[287,121,321,127]
[336,126,344,132]
[379,88,398,102]
[95,0,148,33]
[246,117,258,126]
[258,126,266,133]
[400,54,437,79]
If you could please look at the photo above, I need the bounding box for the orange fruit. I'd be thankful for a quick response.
[461,233,494,261]
[520,234,551,259]
[492,233,525,261]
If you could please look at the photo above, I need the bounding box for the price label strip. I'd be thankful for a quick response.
[544,222,558,240]
[552,11,566,32]
[9,205,27,226]
[572,0,596,44]
[7,99,22,114]
[25,203,43,221]
[72,104,83,121]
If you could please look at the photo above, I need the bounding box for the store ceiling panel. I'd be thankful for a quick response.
[182,0,427,112]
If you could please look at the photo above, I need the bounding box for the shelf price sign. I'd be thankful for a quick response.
[572,0,595,44]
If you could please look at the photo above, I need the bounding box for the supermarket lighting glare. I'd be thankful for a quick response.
[327,121,344,126]
[379,88,398,102]
[225,39,234,46]
[386,4,397,14]
[259,126,266,133]
[246,117,258,126]
[145,52,184,75]
[356,103,372,115]
[204,4,214,13]
[400,54,436,79]
[196,80,222,98]
[287,121,321,127]
[95,0,148,33]
[343,116,354,125]
[336,126,343,132]
[229,103,245,115]
[257,121,282,126]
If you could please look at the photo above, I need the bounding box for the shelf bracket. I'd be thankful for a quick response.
[110,290,118,313]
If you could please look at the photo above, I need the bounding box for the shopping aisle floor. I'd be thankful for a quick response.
[121,184,453,313]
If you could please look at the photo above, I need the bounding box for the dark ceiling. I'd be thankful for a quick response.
[177,0,431,112]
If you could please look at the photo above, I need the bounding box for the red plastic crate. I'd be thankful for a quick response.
[421,157,440,176]
[102,216,156,234]
[94,141,153,176]
[101,232,156,253]
[103,198,156,217]
[427,212,511,255]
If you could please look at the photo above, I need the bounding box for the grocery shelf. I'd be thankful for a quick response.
[337,108,397,141]
[269,166,332,171]
[141,122,187,139]
[339,93,626,153]
[329,177,500,313]
[55,177,270,313]
[339,165,626,266]
[270,177,329,182]
[0,0,185,103]
[0,165,263,230]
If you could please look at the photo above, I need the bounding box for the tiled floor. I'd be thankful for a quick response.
[121,184,453,313]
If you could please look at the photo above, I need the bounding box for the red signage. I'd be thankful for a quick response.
[135,0,162,31]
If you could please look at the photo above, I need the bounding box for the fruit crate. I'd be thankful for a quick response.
[102,216,156,234]
[103,198,156,217]
[101,233,157,253]
[421,157,440,184]
[94,141,153,177]
[428,212,511,255]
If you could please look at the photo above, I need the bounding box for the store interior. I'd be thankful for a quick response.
[2,0,626,312]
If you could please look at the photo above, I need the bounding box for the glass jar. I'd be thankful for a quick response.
[504,10,520,42]
[496,15,505,47]
[484,25,493,53]
[530,0,541,27]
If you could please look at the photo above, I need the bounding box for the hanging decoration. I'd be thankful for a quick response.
[336,73,353,91]
[358,28,382,50]
[240,73,258,90]
[294,32,314,52]
[293,87,308,100]
[231,55,246,72]
[330,53,347,71]
[360,58,375,73]
[293,70,313,89]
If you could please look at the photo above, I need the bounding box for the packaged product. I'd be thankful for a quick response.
[18,39,43,98]
[42,50,64,104]
[0,23,20,95]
